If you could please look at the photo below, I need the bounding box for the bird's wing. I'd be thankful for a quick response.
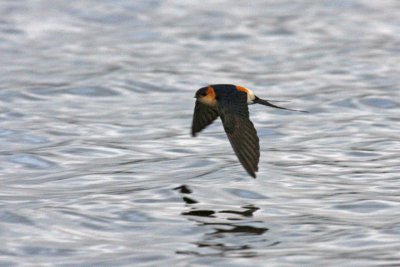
[217,91,260,178]
[191,100,219,137]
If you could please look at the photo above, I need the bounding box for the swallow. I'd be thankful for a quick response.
[191,84,306,178]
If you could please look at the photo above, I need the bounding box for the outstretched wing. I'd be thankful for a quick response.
[191,100,219,137]
[217,91,260,178]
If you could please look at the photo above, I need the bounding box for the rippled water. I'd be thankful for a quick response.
[1,0,400,266]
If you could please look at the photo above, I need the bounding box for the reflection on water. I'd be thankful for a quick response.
[175,185,271,257]
[1,0,400,266]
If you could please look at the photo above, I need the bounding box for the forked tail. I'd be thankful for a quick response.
[254,96,308,113]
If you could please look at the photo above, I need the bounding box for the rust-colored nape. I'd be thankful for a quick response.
[200,86,217,106]
[236,85,249,93]
[207,86,216,98]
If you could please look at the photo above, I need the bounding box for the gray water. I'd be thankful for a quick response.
[1,1,400,266]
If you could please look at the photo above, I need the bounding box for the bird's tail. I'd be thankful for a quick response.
[254,96,308,113]
[263,99,290,103]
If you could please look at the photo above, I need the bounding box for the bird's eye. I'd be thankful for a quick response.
[201,92,207,96]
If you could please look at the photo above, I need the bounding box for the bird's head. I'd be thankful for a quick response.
[194,86,217,106]
[194,87,208,99]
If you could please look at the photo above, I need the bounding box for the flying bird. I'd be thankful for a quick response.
[191,84,306,178]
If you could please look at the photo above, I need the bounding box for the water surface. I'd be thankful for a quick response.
[0,1,400,266]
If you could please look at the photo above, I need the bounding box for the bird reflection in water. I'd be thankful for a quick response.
[174,185,278,257]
